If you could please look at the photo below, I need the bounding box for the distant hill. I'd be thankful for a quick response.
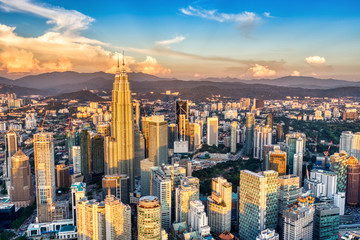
[0,83,46,96]
[53,90,106,102]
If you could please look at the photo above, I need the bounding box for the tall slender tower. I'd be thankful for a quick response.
[34,132,55,223]
[105,54,135,190]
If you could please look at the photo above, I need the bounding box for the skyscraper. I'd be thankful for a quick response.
[77,193,131,240]
[168,123,178,151]
[150,166,172,231]
[265,113,273,129]
[175,177,200,223]
[245,113,255,155]
[231,121,237,153]
[276,124,284,143]
[96,123,110,137]
[189,122,201,152]
[79,129,91,178]
[175,100,189,123]
[313,204,340,240]
[207,117,218,147]
[137,196,161,240]
[330,151,348,192]
[189,200,211,238]
[10,149,34,207]
[346,156,360,206]
[134,125,145,177]
[283,196,315,240]
[102,174,130,204]
[140,158,153,196]
[72,146,81,173]
[286,133,306,174]
[238,170,278,240]
[5,131,17,180]
[268,148,287,175]
[104,57,135,190]
[134,101,141,127]
[34,132,55,223]
[71,182,86,225]
[339,131,353,155]
[352,133,360,160]
[91,134,104,175]
[253,125,272,160]
[207,177,232,234]
[178,114,190,142]
[148,115,168,166]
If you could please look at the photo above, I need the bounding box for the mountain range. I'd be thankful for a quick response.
[0,71,360,101]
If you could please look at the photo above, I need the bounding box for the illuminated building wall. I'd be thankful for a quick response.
[175,177,200,223]
[138,196,161,240]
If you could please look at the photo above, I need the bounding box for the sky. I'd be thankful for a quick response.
[0,0,359,80]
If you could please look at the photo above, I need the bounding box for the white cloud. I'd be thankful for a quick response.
[291,70,300,76]
[249,64,276,77]
[180,5,259,36]
[264,12,274,18]
[180,5,258,23]
[156,36,185,46]
[0,0,94,33]
[305,56,326,65]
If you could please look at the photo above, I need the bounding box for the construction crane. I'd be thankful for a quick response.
[38,110,47,133]
[324,140,333,170]
[66,117,72,131]
[143,104,147,117]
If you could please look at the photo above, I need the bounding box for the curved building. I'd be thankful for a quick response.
[346,156,360,206]
[138,196,161,240]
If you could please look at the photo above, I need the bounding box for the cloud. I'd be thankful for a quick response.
[305,56,326,65]
[0,0,94,33]
[156,36,185,46]
[180,5,259,36]
[249,64,276,77]
[291,70,300,76]
[264,12,274,18]
[132,56,171,75]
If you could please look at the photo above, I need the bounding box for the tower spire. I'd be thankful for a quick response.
[122,50,125,66]
[117,53,120,68]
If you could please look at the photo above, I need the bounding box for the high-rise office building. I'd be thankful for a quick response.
[268,148,287,175]
[207,117,218,147]
[276,124,284,143]
[330,151,348,192]
[189,122,201,152]
[231,121,237,153]
[79,129,91,177]
[34,132,55,223]
[91,134,104,175]
[189,200,211,238]
[9,150,34,207]
[102,174,130,204]
[137,196,161,240]
[253,125,272,160]
[305,169,337,198]
[339,131,353,155]
[141,116,151,155]
[286,133,306,174]
[346,156,360,206]
[352,133,360,160]
[313,204,339,240]
[77,193,131,240]
[278,175,302,238]
[175,177,200,223]
[5,131,17,180]
[148,115,168,166]
[265,113,273,129]
[71,182,86,225]
[334,192,345,215]
[140,158,153,196]
[55,164,70,188]
[283,196,315,240]
[150,166,172,231]
[168,123,178,150]
[245,113,255,155]
[175,100,189,123]
[178,114,190,142]
[72,146,81,173]
[96,123,110,137]
[238,170,278,240]
[134,101,140,127]
[104,58,135,190]
[207,177,232,234]
[134,125,145,177]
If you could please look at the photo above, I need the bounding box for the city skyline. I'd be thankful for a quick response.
[0,0,359,80]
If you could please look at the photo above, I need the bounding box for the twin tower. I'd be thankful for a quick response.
[104,56,135,190]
